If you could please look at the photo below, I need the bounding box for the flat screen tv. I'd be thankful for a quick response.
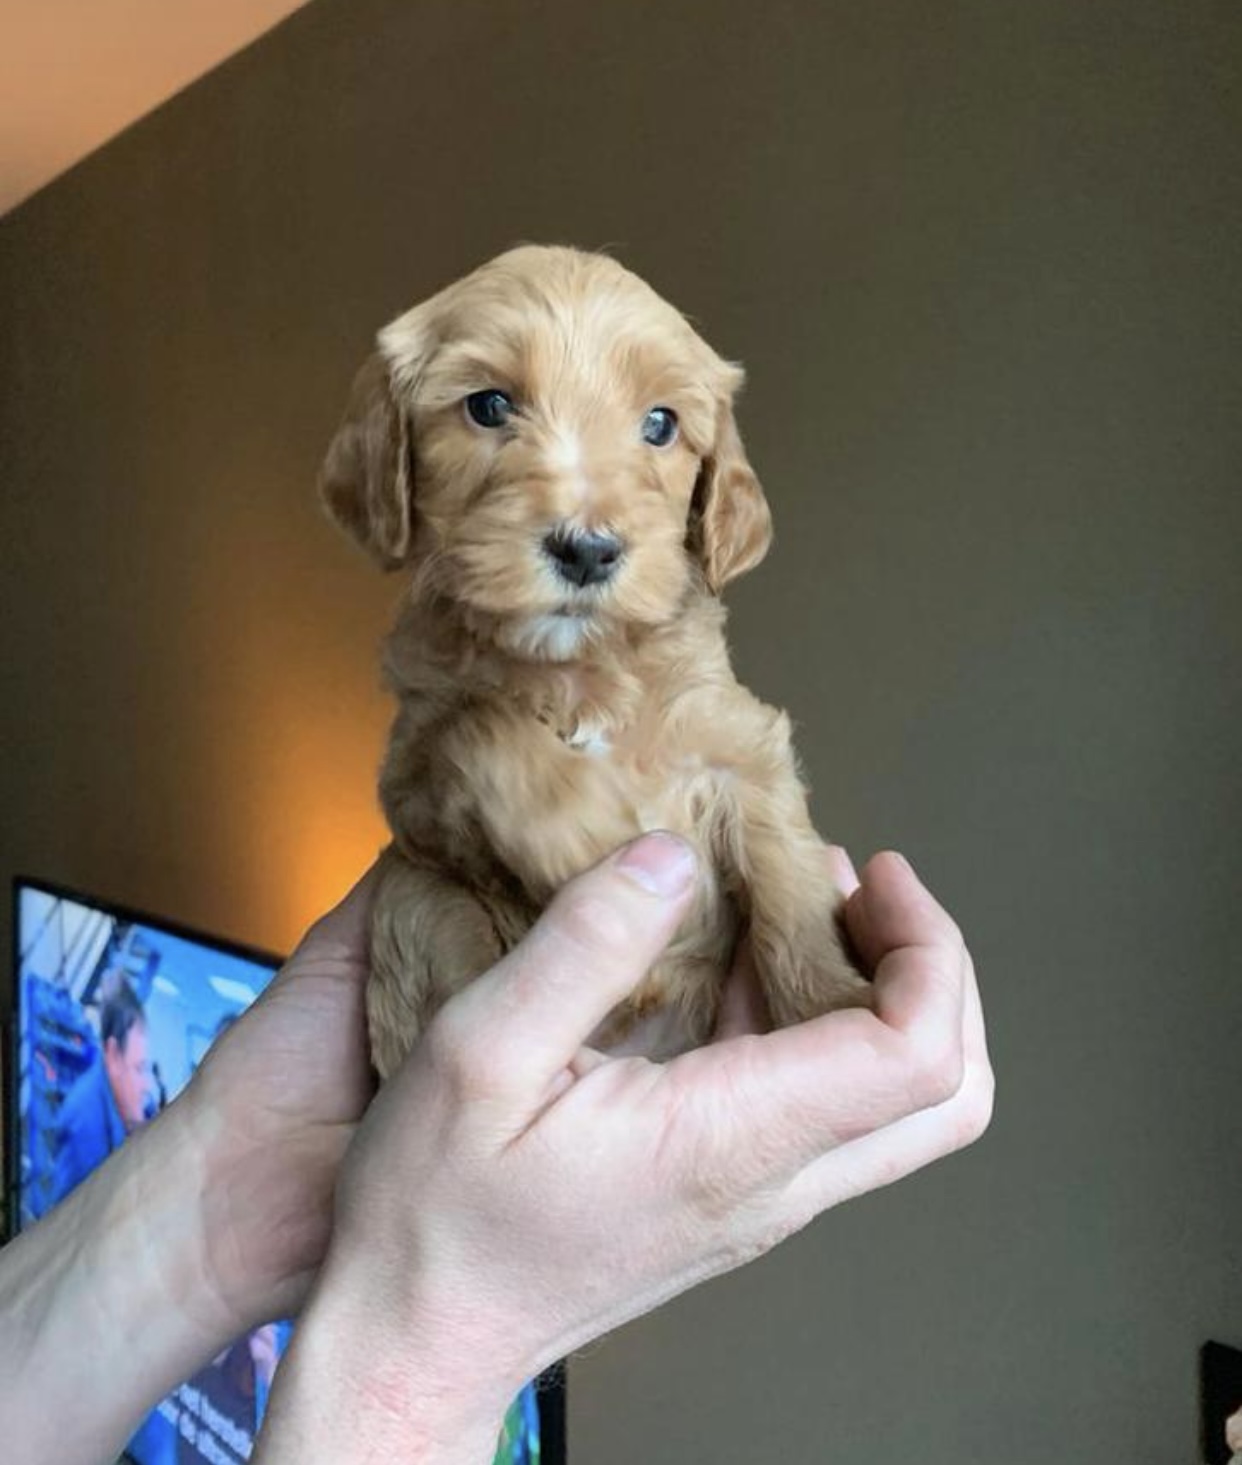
[9,876,565,1464]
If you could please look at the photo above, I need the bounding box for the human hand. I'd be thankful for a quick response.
[710,845,860,1040]
[179,866,379,1337]
[0,868,382,1465]
[255,835,992,1465]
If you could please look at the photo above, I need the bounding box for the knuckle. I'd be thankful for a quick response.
[939,912,966,952]
[715,1199,810,1273]
[718,1219,786,1272]
[665,1093,751,1224]
[953,1069,996,1149]
[674,1137,740,1225]
[685,1165,746,1225]
[750,1202,807,1255]
[423,1007,497,1100]
[907,1035,967,1110]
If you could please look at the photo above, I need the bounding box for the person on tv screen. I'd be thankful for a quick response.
[0,837,992,1465]
[50,970,152,1207]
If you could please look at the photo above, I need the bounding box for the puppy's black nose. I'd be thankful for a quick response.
[543,529,625,588]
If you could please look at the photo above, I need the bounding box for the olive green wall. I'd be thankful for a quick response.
[2,2,1240,1460]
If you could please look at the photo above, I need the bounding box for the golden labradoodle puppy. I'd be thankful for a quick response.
[321,245,870,1076]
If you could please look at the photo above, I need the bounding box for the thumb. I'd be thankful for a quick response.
[278,861,382,984]
[433,833,698,1101]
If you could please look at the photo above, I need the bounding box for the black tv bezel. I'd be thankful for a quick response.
[6,874,569,1461]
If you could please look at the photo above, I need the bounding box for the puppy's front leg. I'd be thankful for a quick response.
[724,720,872,1028]
[369,846,521,1079]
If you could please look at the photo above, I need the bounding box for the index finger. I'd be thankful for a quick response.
[673,853,969,1187]
[783,945,991,1216]
[853,852,966,1044]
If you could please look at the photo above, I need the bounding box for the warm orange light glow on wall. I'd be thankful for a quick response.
[261,771,390,954]
[181,555,398,958]
[221,691,392,955]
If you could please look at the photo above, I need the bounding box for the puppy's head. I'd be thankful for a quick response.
[320,245,771,660]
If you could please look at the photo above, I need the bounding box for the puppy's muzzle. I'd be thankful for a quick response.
[543,528,625,589]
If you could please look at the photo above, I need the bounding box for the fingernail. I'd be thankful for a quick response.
[616,832,697,898]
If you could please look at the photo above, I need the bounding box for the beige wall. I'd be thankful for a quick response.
[3,1,1241,1460]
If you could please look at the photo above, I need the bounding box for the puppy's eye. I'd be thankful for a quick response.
[465,389,516,429]
[640,407,679,448]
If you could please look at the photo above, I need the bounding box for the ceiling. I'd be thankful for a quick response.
[0,0,311,217]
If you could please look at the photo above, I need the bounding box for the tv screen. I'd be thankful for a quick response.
[9,877,564,1463]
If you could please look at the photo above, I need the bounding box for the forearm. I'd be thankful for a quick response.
[253,1251,516,1465]
[0,1096,234,1465]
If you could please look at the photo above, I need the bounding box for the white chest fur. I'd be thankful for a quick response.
[563,718,613,756]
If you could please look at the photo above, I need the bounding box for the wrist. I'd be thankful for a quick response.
[0,1095,235,1465]
[254,1244,520,1465]
[177,1045,354,1336]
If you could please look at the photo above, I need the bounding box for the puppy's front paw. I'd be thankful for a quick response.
[752,897,872,1029]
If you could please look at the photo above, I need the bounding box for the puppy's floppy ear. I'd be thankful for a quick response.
[318,352,415,571]
[691,386,773,593]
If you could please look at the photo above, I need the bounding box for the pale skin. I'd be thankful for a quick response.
[0,835,992,1465]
